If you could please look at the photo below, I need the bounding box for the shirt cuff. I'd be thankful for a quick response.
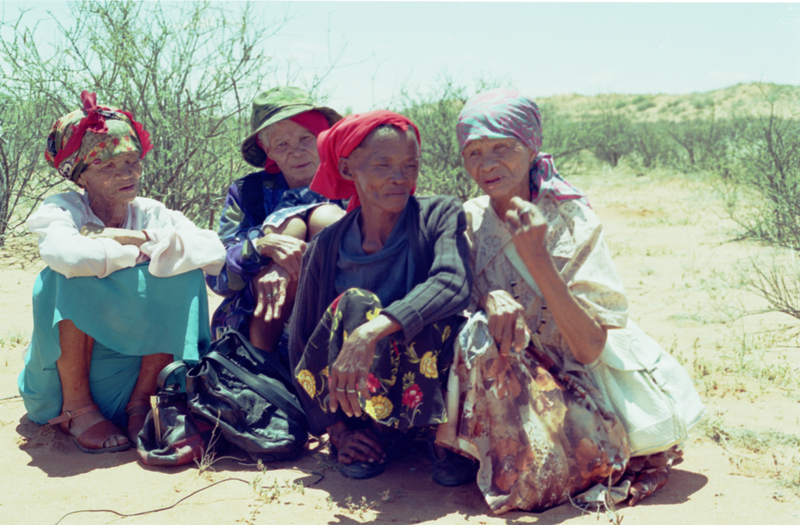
[383,301,424,344]
[245,227,271,266]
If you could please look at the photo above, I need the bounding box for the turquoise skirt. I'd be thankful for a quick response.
[18,264,211,427]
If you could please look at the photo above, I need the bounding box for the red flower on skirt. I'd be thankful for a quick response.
[402,384,423,410]
[366,373,380,394]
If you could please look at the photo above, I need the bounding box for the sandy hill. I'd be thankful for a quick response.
[536,82,800,121]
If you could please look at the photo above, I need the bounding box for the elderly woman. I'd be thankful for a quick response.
[436,89,684,513]
[18,91,225,453]
[289,110,475,482]
[207,87,345,355]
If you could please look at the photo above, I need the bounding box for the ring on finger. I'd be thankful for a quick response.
[336,387,346,392]
[346,389,357,394]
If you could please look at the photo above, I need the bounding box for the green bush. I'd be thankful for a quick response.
[723,107,800,248]
[0,0,283,229]
[0,93,63,245]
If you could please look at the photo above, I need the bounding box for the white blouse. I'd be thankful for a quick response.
[27,191,225,279]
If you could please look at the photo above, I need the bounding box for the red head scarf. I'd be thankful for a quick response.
[310,110,421,212]
[257,110,331,175]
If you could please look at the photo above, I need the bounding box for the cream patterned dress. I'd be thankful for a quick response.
[437,194,631,514]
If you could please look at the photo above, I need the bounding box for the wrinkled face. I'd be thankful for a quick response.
[262,119,319,186]
[339,127,420,215]
[75,151,142,205]
[462,137,535,202]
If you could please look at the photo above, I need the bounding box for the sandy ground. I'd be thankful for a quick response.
[1,167,799,525]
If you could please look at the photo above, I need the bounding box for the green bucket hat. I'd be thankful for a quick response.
[241,86,342,168]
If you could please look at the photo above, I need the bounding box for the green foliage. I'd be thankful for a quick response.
[722,97,800,248]
[1,0,284,229]
[0,93,64,244]
[628,122,677,169]
[588,96,633,168]
[538,102,597,173]
[398,79,479,202]
[636,100,656,112]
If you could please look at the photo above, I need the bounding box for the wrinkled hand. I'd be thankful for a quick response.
[256,233,307,281]
[80,224,147,247]
[328,324,380,418]
[327,421,384,465]
[505,196,548,257]
[481,290,528,356]
[253,264,291,322]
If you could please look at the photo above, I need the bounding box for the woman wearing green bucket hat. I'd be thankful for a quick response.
[207,87,345,356]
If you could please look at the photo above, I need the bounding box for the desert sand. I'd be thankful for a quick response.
[1,166,799,525]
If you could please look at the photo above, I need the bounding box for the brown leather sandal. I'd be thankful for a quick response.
[125,401,151,442]
[48,404,132,454]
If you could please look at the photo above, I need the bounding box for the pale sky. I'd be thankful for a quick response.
[3,1,799,112]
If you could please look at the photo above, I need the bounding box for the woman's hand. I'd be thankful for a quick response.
[480,290,528,355]
[253,264,291,322]
[255,232,307,281]
[502,196,607,364]
[505,196,549,260]
[80,224,147,247]
[329,314,400,418]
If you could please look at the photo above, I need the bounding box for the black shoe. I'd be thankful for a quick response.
[428,441,478,487]
[337,459,387,480]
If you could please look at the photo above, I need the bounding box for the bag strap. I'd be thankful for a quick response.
[157,361,188,391]
[502,242,542,296]
[217,328,295,389]
[204,351,307,426]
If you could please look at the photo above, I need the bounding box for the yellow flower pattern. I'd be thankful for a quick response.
[296,369,316,399]
[365,395,393,420]
[441,325,451,343]
[295,288,462,432]
[420,351,438,378]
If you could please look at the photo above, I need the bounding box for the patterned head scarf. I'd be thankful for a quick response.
[456,88,586,205]
[310,110,420,213]
[45,91,152,183]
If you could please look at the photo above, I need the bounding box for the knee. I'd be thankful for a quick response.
[265,215,308,240]
[308,205,345,239]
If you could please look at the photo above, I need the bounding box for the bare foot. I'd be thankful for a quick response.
[328,421,384,465]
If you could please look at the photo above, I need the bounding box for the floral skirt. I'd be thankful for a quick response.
[294,288,463,434]
[437,313,630,514]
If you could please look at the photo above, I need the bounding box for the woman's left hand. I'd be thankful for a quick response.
[328,314,400,418]
[505,196,548,259]
[81,225,147,247]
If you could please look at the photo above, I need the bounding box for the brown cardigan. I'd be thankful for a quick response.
[288,195,472,393]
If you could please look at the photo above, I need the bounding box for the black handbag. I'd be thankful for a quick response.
[185,329,309,462]
[136,362,216,466]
